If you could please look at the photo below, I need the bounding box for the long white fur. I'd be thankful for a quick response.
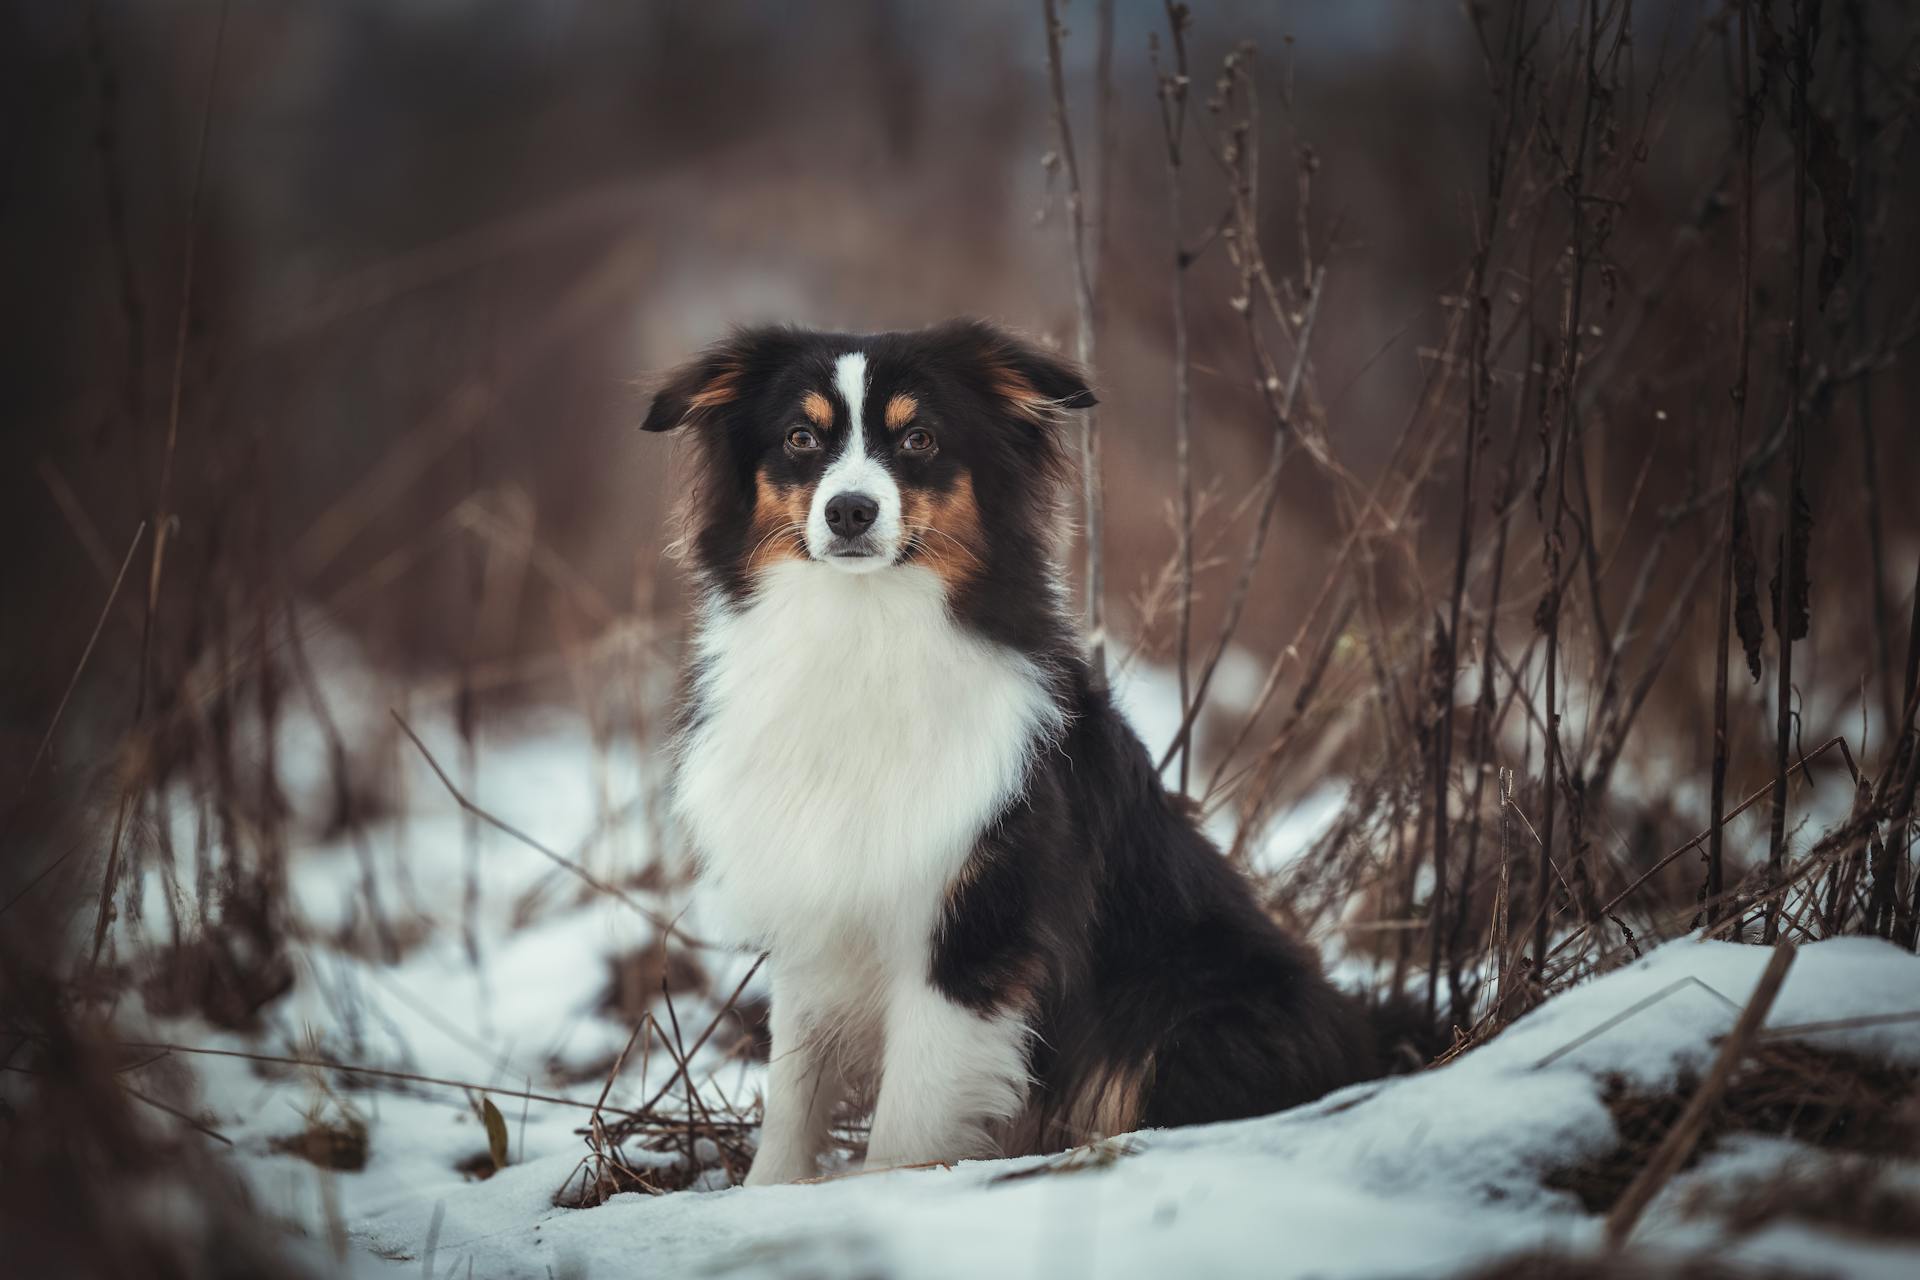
[805,352,902,573]
[865,976,1032,1168]
[674,542,1061,1183]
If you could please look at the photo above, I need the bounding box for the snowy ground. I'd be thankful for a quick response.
[155,928,1920,1279]
[113,652,1920,1279]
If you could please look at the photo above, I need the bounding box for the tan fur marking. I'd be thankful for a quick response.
[988,368,1052,423]
[688,368,743,411]
[1002,1054,1153,1157]
[884,393,919,431]
[900,474,983,592]
[1079,1057,1151,1139]
[747,471,811,571]
[801,390,833,427]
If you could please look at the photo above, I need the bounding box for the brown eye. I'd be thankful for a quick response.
[901,427,935,453]
[787,427,821,451]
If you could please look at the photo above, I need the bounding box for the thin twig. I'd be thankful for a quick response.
[1533,976,1741,1070]
[21,521,146,792]
[1157,260,1327,774]
[1605,942,1797,1246]
[625,954,767,1124]
[1550,736,1854,961]
[87,2,229,980]
[121,1082,235,1147]
[1764,0,1815,944]
[1154,0,1197,792]
[1041,0,1108,688]
[1534,0,1610,966]
[95,1039,652,1121]
[138,0,228,722]
[389,709,712,949]
[1759,1009,1920,1038]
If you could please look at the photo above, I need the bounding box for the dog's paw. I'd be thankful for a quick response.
[742,1148,817,1186]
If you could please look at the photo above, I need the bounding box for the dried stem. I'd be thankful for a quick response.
[87,0,230,980]
[1154,1,1197,792]
[1041,0,1108,687]
[1845,0,1893,743]
[1431,0,1530,1023]
[99,1038,654,1122]
[21,522,146,794]
[1765,0,1815,944]
[1551,735,1856,962]
[390,709,714,949]
[1157,261,1325,774]
[1604,942,1797,1246]
[1534,0,1610,966]
[1706,0,1760,930]
[139,0,229,724]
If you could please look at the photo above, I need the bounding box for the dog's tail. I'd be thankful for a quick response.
[1363,991,1454,1075]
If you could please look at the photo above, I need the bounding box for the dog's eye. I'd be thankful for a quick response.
[787,428,821,452]
[900,428,935,453]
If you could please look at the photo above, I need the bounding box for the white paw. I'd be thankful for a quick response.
[743,1147,817,1186]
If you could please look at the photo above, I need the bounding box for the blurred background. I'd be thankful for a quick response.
[6,0,1915,777]
[4,0,1919,1273]
[7,1,1916,793]
[5,2,1464,711]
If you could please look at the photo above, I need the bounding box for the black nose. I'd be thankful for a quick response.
[825,493,879,536]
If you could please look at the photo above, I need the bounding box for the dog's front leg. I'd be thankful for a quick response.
[745,963,845,1186]
[864,979,1029,1171]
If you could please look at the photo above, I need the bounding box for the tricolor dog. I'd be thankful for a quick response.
[644,320,1374,1185]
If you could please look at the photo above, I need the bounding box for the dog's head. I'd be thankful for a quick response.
[644,320,1094,600]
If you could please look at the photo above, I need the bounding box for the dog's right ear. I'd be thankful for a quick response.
[924,319,1096,428]
[642,327,796,434]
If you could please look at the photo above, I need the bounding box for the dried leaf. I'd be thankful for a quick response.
[269,1116,368,1172]
[1731,486,1764,682]
[1768,481,1813,643]
[482,1095,510,1171]
[1610,915,1642,960]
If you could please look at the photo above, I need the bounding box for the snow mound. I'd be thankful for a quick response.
[189,934,1920,1279]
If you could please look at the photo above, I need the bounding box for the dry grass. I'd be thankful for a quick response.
[1466,1251,1803,1279]
[270,1113,371,1173]
[1685,1155,1920,1243]
[1548,1041,1920,1214]
[4,0,1919,1272]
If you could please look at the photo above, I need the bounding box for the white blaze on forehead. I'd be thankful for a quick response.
[807,351,902,572]
[834,351,869,439]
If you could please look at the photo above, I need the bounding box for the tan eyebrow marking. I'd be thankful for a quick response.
[801,390,833,427]
[885,393,919,431]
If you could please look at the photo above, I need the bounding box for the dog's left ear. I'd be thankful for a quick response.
[938,320,1098,424]
[642,326,797,433]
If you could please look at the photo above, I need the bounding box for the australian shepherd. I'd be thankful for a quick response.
[644,320,1375,1185]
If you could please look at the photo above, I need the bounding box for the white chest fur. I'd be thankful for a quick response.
[673,562,1061,964]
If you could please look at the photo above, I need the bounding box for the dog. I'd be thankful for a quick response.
[643,319,1376,1185]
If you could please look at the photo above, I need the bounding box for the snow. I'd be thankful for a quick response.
[111,658,1920,1279]
[157,884,1920,1278]
[171,930,1920,1279]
